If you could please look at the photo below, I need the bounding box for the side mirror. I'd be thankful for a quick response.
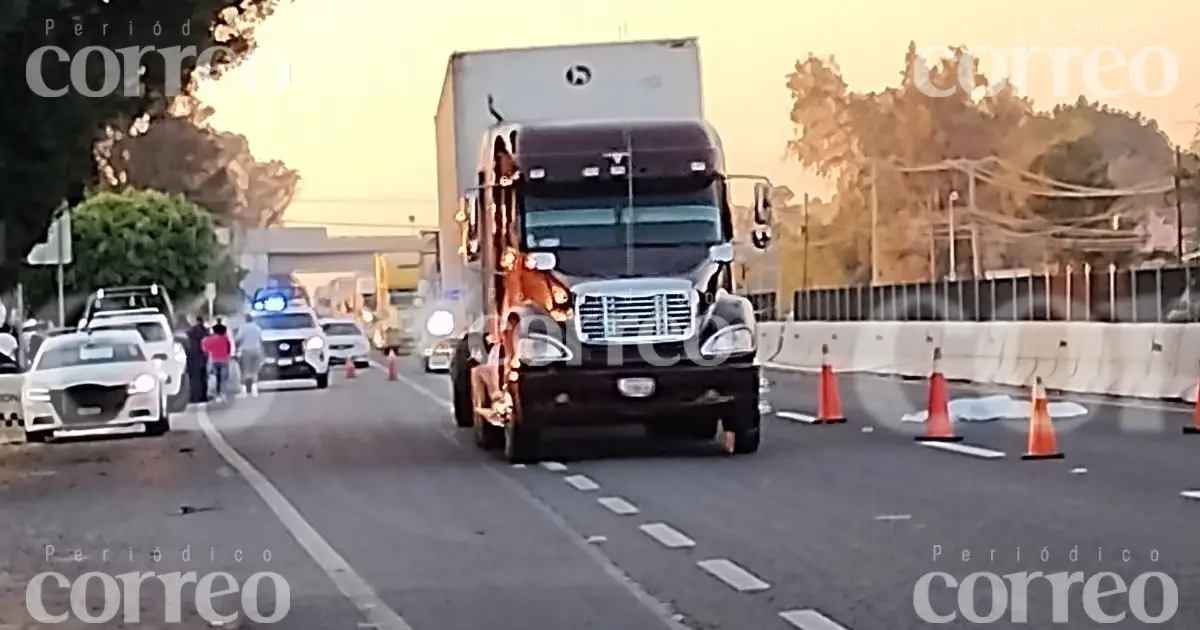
[708,243,735,263]
[753,182,773,225]
[23,319,36,329]
[751,225,771,250]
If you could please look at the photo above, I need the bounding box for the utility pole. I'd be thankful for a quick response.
[947,190,959,281]
[928,191,936,280]
[1175,144,1184,262]
[802,193,810,289]
[869,161,879,284]
[967,164,980,277]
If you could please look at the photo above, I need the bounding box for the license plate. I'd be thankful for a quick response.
[77,406,101,416]
[277,358,294,366]
[617,377,655,398]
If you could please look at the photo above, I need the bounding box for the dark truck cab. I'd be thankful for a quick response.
[449,119,773,463]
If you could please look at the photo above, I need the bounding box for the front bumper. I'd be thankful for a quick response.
[259,355,327,381]
[516,358,759,425]
[328,347,369,365]
[23,391,161,433]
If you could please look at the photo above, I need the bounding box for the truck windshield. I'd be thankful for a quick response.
[521,178,724,250]
[388,290,417,309]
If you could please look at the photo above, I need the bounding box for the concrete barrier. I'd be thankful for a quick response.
[759,320,1200,403]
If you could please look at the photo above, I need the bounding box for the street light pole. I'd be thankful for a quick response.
[948,190,959,281]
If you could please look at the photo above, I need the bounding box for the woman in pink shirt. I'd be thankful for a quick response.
[201,323,234,401]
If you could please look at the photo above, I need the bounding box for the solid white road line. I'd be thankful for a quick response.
[639,523,696,549]
[918,441,1005,459]
[195,408,415,630]
[696,558,770,592]
[1179,491,1200,501]
[780,609,851,630]
[564,474,600,491]
[874,514,911,521]
[598,496,640,515]
[540,461,569,472]
[775,411,819,424]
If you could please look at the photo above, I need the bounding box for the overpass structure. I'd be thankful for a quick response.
[235,227,435,293]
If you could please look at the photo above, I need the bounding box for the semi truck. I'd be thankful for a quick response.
[432,38,773,462]
[371,253,422,354]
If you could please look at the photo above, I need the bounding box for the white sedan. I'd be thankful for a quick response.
[320,318,370,368]
[21,329,169,442]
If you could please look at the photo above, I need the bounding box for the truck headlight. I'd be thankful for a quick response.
[305,336,325,351]
[700,325,755,356]
[128,374,157,394]
[426,310,454,336]
[515,333,572,365]
[173,341,186,363]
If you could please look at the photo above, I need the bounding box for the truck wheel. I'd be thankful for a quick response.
[727,410,761,455]
[315,372,330,389]
[450,339,475,428]
[504,413,541,464]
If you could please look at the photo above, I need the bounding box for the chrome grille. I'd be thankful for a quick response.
[577,292,693,343]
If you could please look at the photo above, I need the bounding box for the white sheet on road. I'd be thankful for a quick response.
[900,394,1088,423]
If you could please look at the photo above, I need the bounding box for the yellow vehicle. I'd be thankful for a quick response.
[372,253,421,355]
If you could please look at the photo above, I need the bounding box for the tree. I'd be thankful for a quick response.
[23,190,223,318]
[784,43,1047,283]
[0,0,281,291]
[95,98,300,227]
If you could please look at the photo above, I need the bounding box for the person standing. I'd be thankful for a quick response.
[202,323,233,402]
[235,313,264,395]
[185,315,209,403]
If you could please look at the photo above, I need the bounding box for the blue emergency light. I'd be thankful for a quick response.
[251,292,288,312]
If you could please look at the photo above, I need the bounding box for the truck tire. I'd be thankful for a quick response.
[504,412,541,464]
[727,409,761,455]
[450,338,475,429]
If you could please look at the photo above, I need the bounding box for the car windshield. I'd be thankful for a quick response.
[522,177,724,250]
[36,340,145,370]
[88,321,168,343]
[254,313,316,330]
[322,323,362,336]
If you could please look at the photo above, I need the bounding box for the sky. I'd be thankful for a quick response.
[196,0,1198,236]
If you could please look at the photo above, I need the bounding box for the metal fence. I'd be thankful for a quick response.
[780,264,1200,323]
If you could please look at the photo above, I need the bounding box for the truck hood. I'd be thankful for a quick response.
[548,244,719,289]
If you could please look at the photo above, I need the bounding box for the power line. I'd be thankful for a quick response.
[288,198,436,204]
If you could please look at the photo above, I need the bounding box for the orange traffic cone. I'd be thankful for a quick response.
[1183,373,1200,434]
[387,352,398,381]
[817,343,846,423]
[344,357,356,378]
[916,347,962,442]
[1022,377,1063,460]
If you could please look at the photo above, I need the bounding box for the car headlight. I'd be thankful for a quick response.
[426,310,454,336]
[173,341,186,363]
[128,374,157,394]
[25,387,50,402]
[515,333,572,365]
[304,336,325,351]
[700,325,755,356]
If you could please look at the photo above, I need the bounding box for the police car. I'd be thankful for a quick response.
[248,291,330,389]
[83,308,188,412]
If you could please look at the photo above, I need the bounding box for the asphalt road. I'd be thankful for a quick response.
[1,360,1196,629]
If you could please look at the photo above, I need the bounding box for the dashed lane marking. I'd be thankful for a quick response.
[639,522,696,549]
[391,371,690,630]
[874,514,911,521]
[780,609,851,630]
[540,461,568,472]
[775,411,819,424]
[598,496,640,515]
[1179,491,1200,501]
[918,441,1005,459]
[697,558,770,592]
[195,408,416,630]
[564,474,600,491]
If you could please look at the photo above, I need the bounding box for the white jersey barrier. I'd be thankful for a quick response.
[756,321,1200,403]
